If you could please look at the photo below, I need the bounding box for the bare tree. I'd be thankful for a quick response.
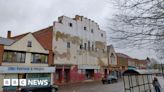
[109,0,164,59]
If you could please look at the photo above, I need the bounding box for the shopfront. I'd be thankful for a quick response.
[0,66,55,91]
[109,65,122,78]
[54,65,71,84]
[78,65,101,81]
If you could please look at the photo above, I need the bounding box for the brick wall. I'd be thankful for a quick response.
[0,44,4,65]
[117,56,128,67]
[48,50,54,66]
[117,56,128,70]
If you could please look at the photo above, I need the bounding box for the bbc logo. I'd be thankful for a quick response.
[3,79,26,86]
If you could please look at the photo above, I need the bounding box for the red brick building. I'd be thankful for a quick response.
[0,44,4,65]
[116,53,149,74]
[116,53,129,71]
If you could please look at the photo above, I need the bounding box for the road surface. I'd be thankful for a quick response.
[58,77,164,92]
[58,79,124,92]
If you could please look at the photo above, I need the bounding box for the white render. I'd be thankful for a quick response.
[107,45,117,66]
[4,33,48,54]
[0,33,54,91]
[3,33,49,67]
[52,15,107,68]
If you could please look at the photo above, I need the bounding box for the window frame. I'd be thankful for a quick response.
[3,50,26,63]
[91,29,94,33]
[111,53,115,64]
[101,33,104,37]
[69,23,73,27]
[84,27,87,30]
[67,42,71,48]
[27,41,32,47]
[31,53,48,64]
[92,42,94,51]
[88,41,90,51]
[84,43,87,50]
[80,44,83,50]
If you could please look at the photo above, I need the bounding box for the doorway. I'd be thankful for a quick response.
[55,69,62,83]
[85,69,94,80]
[64,69,70,82]
[18,73,26,79]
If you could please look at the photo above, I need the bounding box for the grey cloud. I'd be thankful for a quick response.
[0,0,158,61]
[0,0,109,36]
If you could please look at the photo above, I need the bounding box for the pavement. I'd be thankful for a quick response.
[157,77,164,91]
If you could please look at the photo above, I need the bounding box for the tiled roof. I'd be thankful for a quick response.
[0,37,15,45]
[10,32,30,41]
[32,26,52,35]
[116,53,131,58]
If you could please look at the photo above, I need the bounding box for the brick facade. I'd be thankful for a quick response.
[117,56,128,70]
[0,44,4,65]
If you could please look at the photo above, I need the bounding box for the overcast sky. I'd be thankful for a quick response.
[0,0,159,61]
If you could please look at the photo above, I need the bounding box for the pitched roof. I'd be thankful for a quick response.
[116,53,131,58]
[32,26,52,35]
[6,26,53,50]
[10,32,30,41]
[32,26,53,50]
[0,37,15,45]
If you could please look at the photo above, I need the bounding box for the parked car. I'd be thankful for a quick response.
[156,73,164,76]
[20,85,58,92]
[102,75,118,84]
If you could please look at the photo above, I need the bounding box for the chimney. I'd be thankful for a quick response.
[75,15,83,21]
[7,31,11,38]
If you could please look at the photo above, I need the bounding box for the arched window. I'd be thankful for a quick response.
[111,53,115,64]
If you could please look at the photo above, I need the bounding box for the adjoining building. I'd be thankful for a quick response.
[116,53,129,75]
[106,45,120,77]
[128,58,149,69]
[116,52,150,77]
[0,32,55,91]
[128,58,138,69]
[136,59,149,69]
